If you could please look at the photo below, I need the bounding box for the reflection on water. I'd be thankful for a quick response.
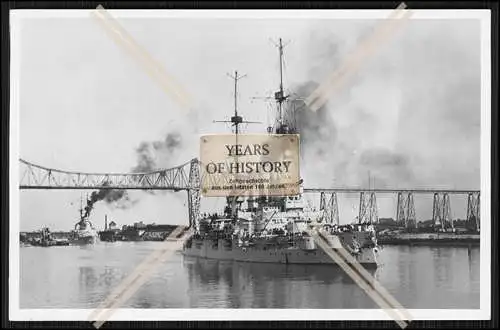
[20,243,480,309]
[184,258,378,308]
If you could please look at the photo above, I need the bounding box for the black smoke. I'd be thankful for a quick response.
[132,132,183,173]
[83,132,184,217]
[131,132,183,197]
[284,19,480,190]
[81,131,185,218]
[284,81,338,158]
[358,149,414,188]
[83,183,133,219]
[284,80,415,189]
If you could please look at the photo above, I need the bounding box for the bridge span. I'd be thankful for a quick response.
[18,158,480,231]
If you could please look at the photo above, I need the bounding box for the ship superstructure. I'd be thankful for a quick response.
[69,194,99,245]
[183,39,379,266]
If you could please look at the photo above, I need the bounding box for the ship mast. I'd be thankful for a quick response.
[214,70,259,222]
[79,193,83,220]
[273,38,289,132]
[228,70,247,135]
[278,38,284,124]
[229,71,245,221]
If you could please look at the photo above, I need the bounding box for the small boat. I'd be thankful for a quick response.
[30,227,70,247]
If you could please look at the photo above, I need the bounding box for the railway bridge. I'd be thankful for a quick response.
[19,158,480,231]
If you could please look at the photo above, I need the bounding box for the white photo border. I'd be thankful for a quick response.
[9,8,492,321]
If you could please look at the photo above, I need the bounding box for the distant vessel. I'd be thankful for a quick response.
[119,221,147,241]
[182,39,379,267]
[98,215,120,242]
[69,195,98,245]
[377,231,480,246]
[30,227,70,247]
[98,215,181,242]
[70,219,98,245]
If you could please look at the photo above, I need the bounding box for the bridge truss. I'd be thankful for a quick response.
[19,158,201,227]
[19,158,481,230]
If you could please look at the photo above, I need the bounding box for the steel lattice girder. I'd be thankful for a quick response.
[19,158,193,190]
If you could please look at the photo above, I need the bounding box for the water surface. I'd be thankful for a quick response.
[19,243,480,309]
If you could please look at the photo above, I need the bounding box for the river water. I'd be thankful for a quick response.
[19,243,480,309]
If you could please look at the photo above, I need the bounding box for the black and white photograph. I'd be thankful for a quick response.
[9,7,491,323]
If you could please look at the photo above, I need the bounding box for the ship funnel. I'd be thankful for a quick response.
[105,215,108,230]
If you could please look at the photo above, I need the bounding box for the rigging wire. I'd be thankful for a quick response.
[282,50,290,93]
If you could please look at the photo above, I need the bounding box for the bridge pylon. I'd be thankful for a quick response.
[396,192,417,229]
[432,192,453,231]
[406,193,416,229]
[19,158,481,232]
[466,192,480,232]
[319,192,339,225]
[188,159,201,230]
[358,191,378,224]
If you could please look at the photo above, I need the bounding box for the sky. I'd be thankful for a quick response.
[14,12,482,231]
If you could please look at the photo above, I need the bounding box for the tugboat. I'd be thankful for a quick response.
[182,39,379,267]
[31,227,70,247]
[69,195,99,245]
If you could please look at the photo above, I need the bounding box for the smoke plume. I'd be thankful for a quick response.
[286,19,480,191]
[81,19,480,221]
[133,131,185,198]
[83,183,136,219]
[132,132,183,173]
[83,131,186,217]
[285,81,415,189]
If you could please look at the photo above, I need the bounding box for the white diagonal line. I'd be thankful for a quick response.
[306,2,408,102]
[91,5,193,111]
[87,226,184,317]
[88,226,190,327]
[92,240,184,328]
[305,3,412,112]
[88,4,413,327]
[334,238,413,321]
[308,229,411,328]
[88,226,185,317]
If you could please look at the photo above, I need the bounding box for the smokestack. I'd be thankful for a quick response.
[105,215,108,230]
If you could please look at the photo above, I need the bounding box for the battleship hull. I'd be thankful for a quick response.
[182,235,378,267]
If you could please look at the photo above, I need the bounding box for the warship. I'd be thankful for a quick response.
[69,195,99,245]
[28,227,70,247]
[182,39,379,267]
